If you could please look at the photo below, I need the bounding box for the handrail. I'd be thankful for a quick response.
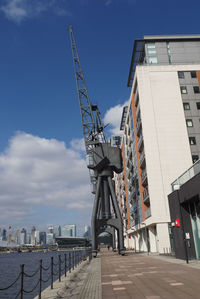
[0,248,92,299]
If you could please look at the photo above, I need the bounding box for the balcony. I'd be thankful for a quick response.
[139,151,146,168]
[128,136,133,147]
[134,89,139,106]
[143,188,150,204]
[136,118,142,136]
[141,168,148,186]
[145,207,151,219]
[130,173,136,185]
[137,134,144,152]
[130,188,136,200]
[136,104,140,118]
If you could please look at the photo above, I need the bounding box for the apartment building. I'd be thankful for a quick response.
[115,35,200,254]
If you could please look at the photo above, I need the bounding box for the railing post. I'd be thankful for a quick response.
[39,260,42,299]
[69,252,71,273]
[51,257,53,289]
[59,255,61,282]
[64,253,67,277]
[20,264,24,299]
[73,250,75,270]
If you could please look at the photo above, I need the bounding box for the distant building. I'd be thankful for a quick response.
[53,225,61,238]
[62,224,76,237]
[84,226,91,239]
[48,226,54,234]
[2,229,6,241]
[46,233,54,245]
[35,231,40,245]
[20,228,27,245]
[31,226,36,245]
[39,232,46,245]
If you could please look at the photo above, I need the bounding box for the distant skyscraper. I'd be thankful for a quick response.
[48,226,54,234]
[2,229,6,241]
[39,232,46,245]
[35,231,40,245]
[62,224,76,237]
[53,225,61,238]
[20,228,27,245]
[46,233,54,245]
[84,226,91,239]
[31,226,36,245]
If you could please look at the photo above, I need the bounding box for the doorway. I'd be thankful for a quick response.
[189,200,200,259]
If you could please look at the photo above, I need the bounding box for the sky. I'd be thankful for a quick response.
[0,0,200,232]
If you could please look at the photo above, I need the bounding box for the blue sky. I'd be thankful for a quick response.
[0,0,200,233]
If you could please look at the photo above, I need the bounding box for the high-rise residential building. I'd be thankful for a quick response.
[20,228,27,245]
[2,229,6,241]
[115,35,200,254]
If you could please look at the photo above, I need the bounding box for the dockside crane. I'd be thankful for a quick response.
[69,26,125,255]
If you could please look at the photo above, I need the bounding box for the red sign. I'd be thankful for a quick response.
[175,218,180,227]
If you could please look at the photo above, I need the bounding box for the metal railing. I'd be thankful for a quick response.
[0,249,92,299]
[171,159,200,191]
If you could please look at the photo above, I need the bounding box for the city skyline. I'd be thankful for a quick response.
[1,0,200,228]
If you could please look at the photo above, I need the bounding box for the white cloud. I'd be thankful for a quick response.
[70,138,85,152]
[0,132,91,226]
[103,100,129,135]
[0,0,69,23]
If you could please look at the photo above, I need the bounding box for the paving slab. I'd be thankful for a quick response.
[101,248,200,299]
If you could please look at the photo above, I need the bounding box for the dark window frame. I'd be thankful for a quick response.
[191,71,197,78]
[193,86,200,94]
[178,71,184,79]
[196,102,200,110]
[180,86,187,94]
[189,137,196,145]
[192,155,199,163]
[186,119,193,127]
[183,102,190,110]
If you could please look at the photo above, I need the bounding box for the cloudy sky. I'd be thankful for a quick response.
[0,0,199,231]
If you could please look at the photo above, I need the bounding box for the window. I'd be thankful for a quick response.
[189,137,196,145]
[196,102,200,110]
[148,57,158,64]
[192,155,199,163]
[191,71,197,78]
[147,43,155,49]
[183,102,190,110]
[186,119,193,127]
[178,72,184,79]
[193,86,200,93]
[148,49,156,54]
[180,86,187,94]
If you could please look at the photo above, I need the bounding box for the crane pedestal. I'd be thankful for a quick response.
[91,168,125,255]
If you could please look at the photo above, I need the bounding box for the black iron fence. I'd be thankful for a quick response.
[0,248,92,299]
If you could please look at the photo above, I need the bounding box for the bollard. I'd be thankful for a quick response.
[39,260,42,299]
[51,257,54,289]
[20,264,24,299]
[64,254,67,277]
[69,252,71,273]
[59,255,61,282]
[73,250,75,270]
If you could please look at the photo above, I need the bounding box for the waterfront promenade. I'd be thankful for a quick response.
[39,248,200,298]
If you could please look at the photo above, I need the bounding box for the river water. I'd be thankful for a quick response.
[0,249,82,299]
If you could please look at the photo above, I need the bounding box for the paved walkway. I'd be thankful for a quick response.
[101,249,200,299]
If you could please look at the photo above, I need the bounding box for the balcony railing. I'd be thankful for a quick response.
[139,151,145,168]
[134,89,139,106]
[137,134,144,152]
[136,119,142,136]
[130,188,136,200]
[143,188,149,203]
[145,207,151,219]
[171,158,200,191]
[136,104,140,118]
[141,168,148,186]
